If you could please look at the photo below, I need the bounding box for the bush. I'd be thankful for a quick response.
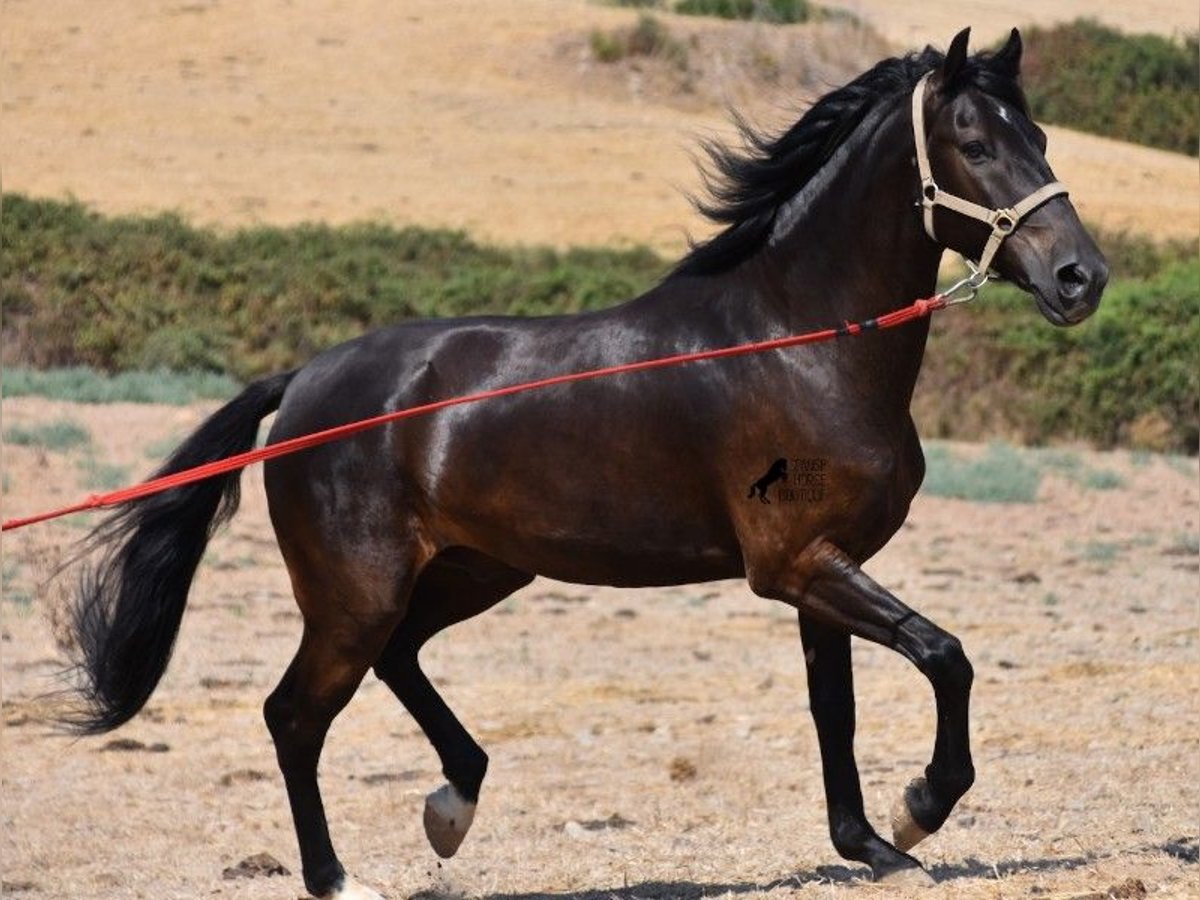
[674,0,811,23]
[4,195,1194,452]
[918,256,1199,453]
[591,14,689,69]
[1,195,666,381]
[1019,19,1198,156]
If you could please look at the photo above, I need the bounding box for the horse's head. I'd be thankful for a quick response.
[918,28,1108,325]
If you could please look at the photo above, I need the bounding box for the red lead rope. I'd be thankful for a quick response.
[2,295,947,532]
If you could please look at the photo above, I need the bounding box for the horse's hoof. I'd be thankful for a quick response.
[423,783,477,858]
[320,875,386,899]
[891,777,931,852]
[876,866,936,887]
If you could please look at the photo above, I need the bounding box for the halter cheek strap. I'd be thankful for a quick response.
[911,71,1068,277]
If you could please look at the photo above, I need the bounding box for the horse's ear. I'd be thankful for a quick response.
[993,27,1023,77]
[942,27,970,85]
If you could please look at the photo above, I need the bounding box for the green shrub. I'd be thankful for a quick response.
[591,14,688,68]
[1,194,665,381]
[4,195,1194,453]
[674,0,811,23]
[920,257,1199,453]
[1019,19,1198,156]
[590,29,626,63]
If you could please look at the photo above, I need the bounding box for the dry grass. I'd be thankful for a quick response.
[2,399,1197,898]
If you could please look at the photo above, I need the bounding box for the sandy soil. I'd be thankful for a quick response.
[2,2,1198,898]
[842,0,1198,49]
[1,399,1197,899]
[2,0,1197,253]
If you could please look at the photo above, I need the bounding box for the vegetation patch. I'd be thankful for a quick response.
[602,0,859,24]
[2,195,663,381]
[1030,448,1125,491]
[4,418,92,452]
[1,559,33,611]
[674,0,811,23]
[921,442,1043,503]
[76,455,132,492]
[3,366,239,405]
[1017,19,1198,156]
[591,14,689,68]
[3,195,1195,452]
[918,245,1198,454]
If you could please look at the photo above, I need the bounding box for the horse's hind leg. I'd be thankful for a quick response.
[264,561,417,900]
[372,549,533,858]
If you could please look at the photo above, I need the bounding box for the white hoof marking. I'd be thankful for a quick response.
[877,866,936,887]
[321,876,386,899]
[890,777,932,852]
[423,782,476,859]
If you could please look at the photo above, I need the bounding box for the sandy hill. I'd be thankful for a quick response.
[3,0,1196,252]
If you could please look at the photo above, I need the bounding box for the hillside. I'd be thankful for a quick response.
[2,0,1196,252]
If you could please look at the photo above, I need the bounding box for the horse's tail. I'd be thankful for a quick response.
[63,370,297,734]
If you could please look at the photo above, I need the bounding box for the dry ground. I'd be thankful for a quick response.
[3,0,1197,253]
[1,399,1197,899]
[2,2,1198,899]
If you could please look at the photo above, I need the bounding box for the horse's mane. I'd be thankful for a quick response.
[671,44,1028,278]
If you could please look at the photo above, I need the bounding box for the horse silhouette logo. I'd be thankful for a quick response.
[748,458,788,503]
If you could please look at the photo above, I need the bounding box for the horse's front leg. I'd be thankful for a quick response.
[799,618,929,882]
[751,537,975,882]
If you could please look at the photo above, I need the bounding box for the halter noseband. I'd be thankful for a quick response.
[911,71,1068,278]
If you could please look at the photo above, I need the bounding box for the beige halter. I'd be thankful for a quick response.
[911,71,1068,280]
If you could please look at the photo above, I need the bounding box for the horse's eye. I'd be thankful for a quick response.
[961,141,989,162]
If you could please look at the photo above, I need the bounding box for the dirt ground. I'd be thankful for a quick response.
[2,2,1199,898]
[3,0,1197,253]
[1,399,1197,899]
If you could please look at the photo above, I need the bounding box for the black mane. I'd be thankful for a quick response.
[672,44,1028,278]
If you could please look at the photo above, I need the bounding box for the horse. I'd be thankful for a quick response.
[64,27,1107,899]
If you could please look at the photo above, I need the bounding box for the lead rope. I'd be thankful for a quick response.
[3,291,972,532]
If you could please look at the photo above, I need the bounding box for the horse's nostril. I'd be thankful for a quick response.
[1056,263,1089,300]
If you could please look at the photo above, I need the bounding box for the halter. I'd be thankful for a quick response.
[911,71,1068,283]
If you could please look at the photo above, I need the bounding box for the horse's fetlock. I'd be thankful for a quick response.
[447,746,488,801]
[934,763,975,802]
[828,808,873,859]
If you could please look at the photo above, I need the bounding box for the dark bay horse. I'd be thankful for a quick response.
[67,28,1107,898]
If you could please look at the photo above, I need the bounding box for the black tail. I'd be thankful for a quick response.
[64,371,296,734]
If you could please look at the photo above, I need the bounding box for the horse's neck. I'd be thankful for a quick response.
[768,103,941,317]
[749,102,943,407]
